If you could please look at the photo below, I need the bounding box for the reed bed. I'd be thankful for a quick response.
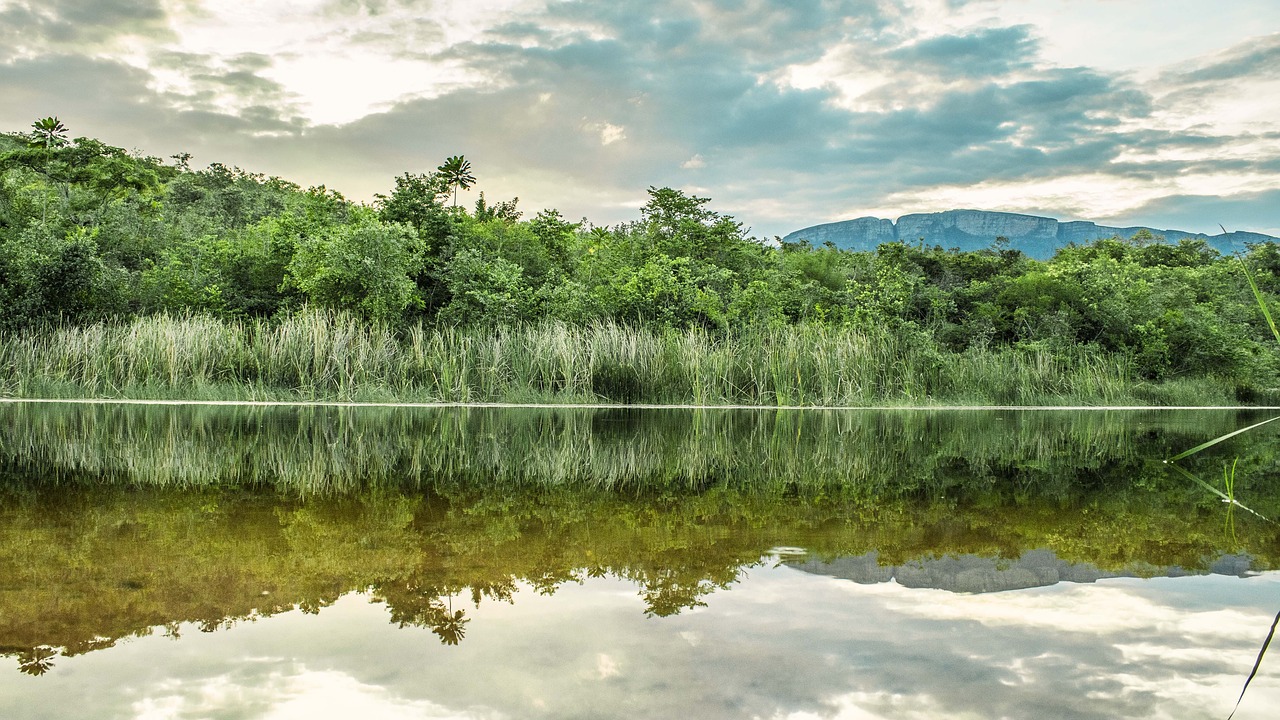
[0,310,1252,406]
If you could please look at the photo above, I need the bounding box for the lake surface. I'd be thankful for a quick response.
[1,403,1278,719]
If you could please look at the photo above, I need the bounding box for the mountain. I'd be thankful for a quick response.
[782,209,1278,260]
[786,549,1255,594]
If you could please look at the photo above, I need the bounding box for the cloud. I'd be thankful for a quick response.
[593,122,625,146]
[1104,188,1280,237]
[131,668,495,720]
[5,569,1279,720]
[363,0,918,220]
[886,25,1038,78]
[0,0,172,57]
[1165,32,1280,85]
[147,50,308,121]
[413,3,1189,232]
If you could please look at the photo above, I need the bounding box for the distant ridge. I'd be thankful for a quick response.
[788,549,1256,594]
[782,209,1278,260]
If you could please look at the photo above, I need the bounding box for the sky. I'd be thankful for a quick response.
[2,0,1280,239]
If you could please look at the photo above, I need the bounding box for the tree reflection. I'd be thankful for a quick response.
[429,606,470,646]
[16,646,57,676]
[633,566,741,618]
[378,584,476,646]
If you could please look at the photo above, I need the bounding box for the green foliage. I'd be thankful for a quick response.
[473,192,520,223]
[375,172,449,234]
[284,208,421,320]
[529,208,578,269]
[28,116,69,149]
[437,155,475,207]
[438,248,530,325]
[3,120,1280,402]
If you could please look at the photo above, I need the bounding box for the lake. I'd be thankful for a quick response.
[1,402,1277,719]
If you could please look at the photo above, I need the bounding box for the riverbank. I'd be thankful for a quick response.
[4,398,1280,411]
[1,312,1273,407]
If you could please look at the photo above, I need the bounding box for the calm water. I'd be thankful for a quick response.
[1,403,1278,719]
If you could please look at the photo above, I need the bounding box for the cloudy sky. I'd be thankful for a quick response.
[3,0,1280,238]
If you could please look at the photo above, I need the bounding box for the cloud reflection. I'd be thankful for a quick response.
[2,473,1277,715]
[132,668,505,720]
[9,569,1265,720]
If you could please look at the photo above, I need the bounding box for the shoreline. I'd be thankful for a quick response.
[4,397,1279,412]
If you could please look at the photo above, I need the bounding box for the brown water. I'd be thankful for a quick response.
[0,403,1277,719]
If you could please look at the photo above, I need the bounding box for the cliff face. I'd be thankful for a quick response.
[782,210,1278,259]
[787,216,895,247]
[897,210,1058,247]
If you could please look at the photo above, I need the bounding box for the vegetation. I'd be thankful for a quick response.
[3,119,1280,404]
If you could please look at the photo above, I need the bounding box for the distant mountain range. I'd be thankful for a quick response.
[782,209,1278,260]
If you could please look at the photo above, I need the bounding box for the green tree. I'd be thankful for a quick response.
[473,192,520,223]
[529,209,579,271]
[376,172,448,230]
[29,117,69,150]
[437,155,475,208]
[438,247,530,325]
[284,208,422,320]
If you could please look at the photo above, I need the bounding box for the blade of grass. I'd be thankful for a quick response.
[1164,463,1273,523]
[1228,608,1280,720]
[1166,415,1280,462]
[1238,256,1280,345]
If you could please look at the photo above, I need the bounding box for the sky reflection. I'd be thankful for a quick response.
[2,566,1275,720]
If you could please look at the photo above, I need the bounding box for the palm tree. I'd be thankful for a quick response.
[437,155,475,207]
[30,116,69,150]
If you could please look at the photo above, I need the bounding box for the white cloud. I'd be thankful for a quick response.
[593,653,620,679]
[131,668,506,720]
[870,581,1271,638]
[583,121,625,146]
[860,171,1280,229]
[942,0,1280,78]
[151,0,494,125]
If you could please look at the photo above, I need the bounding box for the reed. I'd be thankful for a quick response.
[0,311,1264,406]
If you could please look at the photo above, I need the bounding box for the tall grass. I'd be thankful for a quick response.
[0,310,1255,405]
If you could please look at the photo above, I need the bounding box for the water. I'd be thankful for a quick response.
[0,403,1277,718]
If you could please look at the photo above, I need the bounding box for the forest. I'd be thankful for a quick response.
[3,118,1280,405]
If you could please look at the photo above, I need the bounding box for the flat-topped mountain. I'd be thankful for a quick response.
[788,550,1255,594]
[783,209,1278,259]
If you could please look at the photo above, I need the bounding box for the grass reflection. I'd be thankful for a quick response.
[1,404,1279,674]
[0,403,1272,497]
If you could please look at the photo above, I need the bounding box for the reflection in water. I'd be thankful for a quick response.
[3,401,1269,495]
[2,571,1277,720]
[789,548,1260,593]
[14,647,55,677]
[0,403,1278,717]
